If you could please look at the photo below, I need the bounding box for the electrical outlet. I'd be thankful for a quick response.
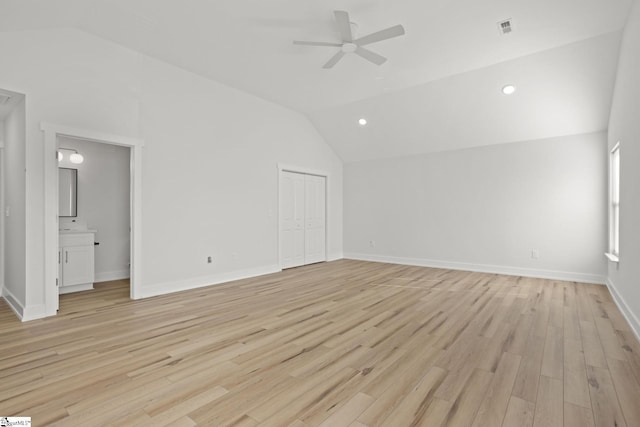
[531,250,539,259]
[369,240,376,248]
[207,256,212,264]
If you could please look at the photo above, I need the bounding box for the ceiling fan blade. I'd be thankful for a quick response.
[323,51,345,69]
[334,10,353,42]
[293,40,343,47]
[355,24,405,46]
[355,46,387,65]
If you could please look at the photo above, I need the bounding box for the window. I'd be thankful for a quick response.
[608,142,620,260]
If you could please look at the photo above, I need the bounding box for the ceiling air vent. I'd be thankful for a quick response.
[498,19,513,35]
[0,93,11,105]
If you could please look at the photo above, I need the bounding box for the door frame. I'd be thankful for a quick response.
[0,144,4,295]
[277,163,328,270]
[41,122,144,316]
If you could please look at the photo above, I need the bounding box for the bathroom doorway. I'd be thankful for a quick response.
[42,123,143,315]
[57,136,131,295]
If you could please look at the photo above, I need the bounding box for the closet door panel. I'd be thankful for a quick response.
[281,171,305,268]
[304,175,326,265]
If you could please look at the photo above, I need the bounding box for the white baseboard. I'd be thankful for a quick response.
[344,253,606,285]
[138,264,282,299]
[95,269,130,283]
[1,286,24,320]
[0,287,47,322]
[22,304,47,321]
[606,278,640,342]
[327,252,344,262]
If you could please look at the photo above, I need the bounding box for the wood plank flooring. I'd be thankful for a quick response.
[1,259,639,426]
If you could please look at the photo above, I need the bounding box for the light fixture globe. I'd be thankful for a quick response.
[358,118,367,126]
[69,153,84,164]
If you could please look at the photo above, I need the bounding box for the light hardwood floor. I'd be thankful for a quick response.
[1,260,639,426]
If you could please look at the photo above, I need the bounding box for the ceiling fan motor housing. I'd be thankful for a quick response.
[341,43,358,53]
[292,10,405,68]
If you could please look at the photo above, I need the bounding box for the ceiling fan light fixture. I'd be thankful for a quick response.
[502,84,516,95]
[341,43,357,54]
[292,10,405,69]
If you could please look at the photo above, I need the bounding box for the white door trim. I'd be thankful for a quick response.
[41,122,144,316]
[277,163,328,270]
[0,146,4,297]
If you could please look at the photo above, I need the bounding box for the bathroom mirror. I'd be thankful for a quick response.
[59,168,78,217]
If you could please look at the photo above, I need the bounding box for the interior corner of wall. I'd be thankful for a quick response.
[327,252,344,262]
[1,287,25,321]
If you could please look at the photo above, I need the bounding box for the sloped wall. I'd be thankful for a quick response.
[607,0,640,337]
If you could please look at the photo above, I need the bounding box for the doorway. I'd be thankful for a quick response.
[42,123,143,316]
[279,168,327,269]
[57,136,131,295]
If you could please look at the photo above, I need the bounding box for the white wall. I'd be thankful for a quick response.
[607,0,640,337]
[0,122,3,294]
[139,54,343,292]
[58,137,131,282]
[0,27,342,316]
[345,132,607,283]
[2,98,27,311]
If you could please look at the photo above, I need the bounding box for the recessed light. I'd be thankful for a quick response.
[358,118,367,126]
[502,85,516,95]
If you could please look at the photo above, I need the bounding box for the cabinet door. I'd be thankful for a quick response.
[62,246,94,286]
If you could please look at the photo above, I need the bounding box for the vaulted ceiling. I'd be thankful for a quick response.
[0,0,633,161]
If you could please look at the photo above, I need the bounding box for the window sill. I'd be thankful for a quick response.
[605,252,619,263]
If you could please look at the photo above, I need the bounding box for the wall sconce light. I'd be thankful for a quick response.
[57,148,84,164]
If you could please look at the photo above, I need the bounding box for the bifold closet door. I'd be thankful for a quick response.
[280,171,326,269]
[304,174,326,264]
[281,171,306,269]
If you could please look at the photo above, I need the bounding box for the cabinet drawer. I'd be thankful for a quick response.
[59,233,94,247]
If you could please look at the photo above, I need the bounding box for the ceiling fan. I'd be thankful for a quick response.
[293,10,405,69]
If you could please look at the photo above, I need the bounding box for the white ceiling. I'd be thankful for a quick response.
[308,31,622,161]
[0,0,633,161]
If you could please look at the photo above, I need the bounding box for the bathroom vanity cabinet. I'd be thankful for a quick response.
[59,231,96,294]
